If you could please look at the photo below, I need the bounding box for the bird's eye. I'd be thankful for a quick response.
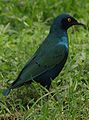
[67,18,71,22]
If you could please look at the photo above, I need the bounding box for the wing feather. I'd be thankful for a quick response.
[12,36,68,87]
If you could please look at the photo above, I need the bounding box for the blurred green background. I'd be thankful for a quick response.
[0,0,89,119]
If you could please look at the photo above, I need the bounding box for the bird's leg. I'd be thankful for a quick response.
[44,80,52,99]
[40,80,52,100]
[47,83,59,101]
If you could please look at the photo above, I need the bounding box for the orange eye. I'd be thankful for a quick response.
[67,18,71,22]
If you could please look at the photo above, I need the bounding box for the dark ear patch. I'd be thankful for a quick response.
[61,16,73,30]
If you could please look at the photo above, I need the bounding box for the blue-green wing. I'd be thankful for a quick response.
[12,43,67,87]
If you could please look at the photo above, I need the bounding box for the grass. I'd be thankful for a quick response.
[0,0,89,119]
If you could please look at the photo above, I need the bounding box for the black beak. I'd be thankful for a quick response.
[76,22,85,27]
[74,21,86,28]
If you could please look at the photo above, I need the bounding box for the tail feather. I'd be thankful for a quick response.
[3,88,11,96]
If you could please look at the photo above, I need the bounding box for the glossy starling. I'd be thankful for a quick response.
[3,13,85,96]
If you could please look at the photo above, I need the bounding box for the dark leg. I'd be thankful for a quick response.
[39,79,51,100]
[46,80,51,90]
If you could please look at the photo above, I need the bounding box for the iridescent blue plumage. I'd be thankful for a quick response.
[3,13,84,96]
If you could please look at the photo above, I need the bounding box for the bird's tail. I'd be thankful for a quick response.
[3,88,11,96]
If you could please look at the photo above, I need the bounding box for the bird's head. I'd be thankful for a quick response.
[50,13,85,33]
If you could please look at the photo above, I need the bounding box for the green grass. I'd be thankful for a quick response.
[0,0,89,119]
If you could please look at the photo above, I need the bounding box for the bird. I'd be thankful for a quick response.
[3,13,85,96]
